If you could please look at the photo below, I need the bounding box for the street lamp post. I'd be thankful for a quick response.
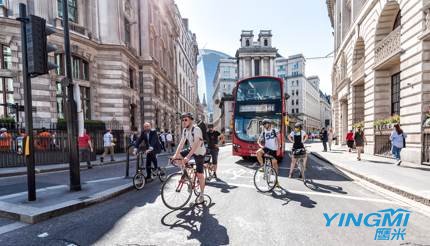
[62,0,81,191]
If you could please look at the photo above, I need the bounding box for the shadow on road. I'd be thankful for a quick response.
[206,178,238,193]
[269,187,317,208]
[304,180,347,194]
[161,201,229,245]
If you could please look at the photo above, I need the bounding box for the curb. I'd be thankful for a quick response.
[0,183,134,224]
[310,152,430,206]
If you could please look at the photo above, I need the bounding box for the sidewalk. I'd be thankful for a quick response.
[308,143,430,206]
[0,151,173,178]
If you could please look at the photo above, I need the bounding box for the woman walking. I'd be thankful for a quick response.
[390,124,406,166]
[354,128,366,161]
[346,130,354,152]
[328,128,334,151]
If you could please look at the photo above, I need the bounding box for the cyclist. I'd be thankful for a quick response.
[256,119,280,176]
[207,123,221,179]
[172,112,207,204]
[133,122,162,182]
[288,122,309,178]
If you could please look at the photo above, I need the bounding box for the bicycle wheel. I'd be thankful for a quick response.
[158,167,168,182]
[161,172,192,210]
[253,164,277,192]
[133,172,146,190]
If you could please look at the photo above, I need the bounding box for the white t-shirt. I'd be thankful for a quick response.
[259,128,279,151]
[166,133,173,142]
[160,133,166,142]
[183,126,206,156]
[103,132,114,147]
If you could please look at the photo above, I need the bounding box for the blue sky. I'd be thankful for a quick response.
[176,0,334,95]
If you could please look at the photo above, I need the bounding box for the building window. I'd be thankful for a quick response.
[154,79,158,96]
[80,86,91,120]
[292,100,295,106]
[56,81,64,119]
[0,45,12,69]
[55,53,65,75]
[124,18,131,44]
[296,90,299,96]
[245,39,250,46]
[57,0,78,23]
[0,78,14,119]
[264,39,268,46]
[296,109,299,114]
[296,99,299,105]
[391,72,400,116]
[129,67,134,89]
[130,104,136,129]
[56,55,89,80]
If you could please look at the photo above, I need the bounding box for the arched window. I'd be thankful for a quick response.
[245,39,250,46]
[264,39,268,46]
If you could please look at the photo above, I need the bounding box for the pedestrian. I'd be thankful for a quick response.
[78,129,93,169]
[320,127,328,152]
[159,131,166,152]
[207,124,221,179]
[354,127,366,161]
[101,129,115,163]
[346,129,354,152]
[390,124,406,166]
[36,127,52,151]
[166,131,174,152]
[219,129,226,146]
[129,126,139,146]
[328,128,334,151]
[0,128,11,151]
[133,122,162,182]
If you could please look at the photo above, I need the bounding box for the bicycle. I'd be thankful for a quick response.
[161,158,205,210]
[203,153,216,182]
[290,147,309,183]
[253,154,278,192]
[133,150,168,190]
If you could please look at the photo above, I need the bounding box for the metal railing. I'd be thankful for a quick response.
[374,134,392,157]
[0,129,125,168]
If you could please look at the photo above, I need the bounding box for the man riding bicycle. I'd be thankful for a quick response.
[207,123,220,179]
[256,119,280,175]
[288,122,309,178]
[133,122,163,182]
[172,112,207,204]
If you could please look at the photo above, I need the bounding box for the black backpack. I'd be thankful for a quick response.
[196,120,209,144]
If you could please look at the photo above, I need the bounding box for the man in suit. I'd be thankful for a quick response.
[133,122,162,181]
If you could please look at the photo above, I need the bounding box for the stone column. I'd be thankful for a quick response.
[269,58,274,76]
[251,58,255,77]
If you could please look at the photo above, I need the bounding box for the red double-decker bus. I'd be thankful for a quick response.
[232,76,286,160]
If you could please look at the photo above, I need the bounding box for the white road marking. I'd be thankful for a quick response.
[0,185,68,200]
[37,232,49,238]
[0,222,28,236]
[208,181,399,204]
[85,177,123,184]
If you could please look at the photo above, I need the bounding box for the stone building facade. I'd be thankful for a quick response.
[212,58,237,132]
[327,0,430,164]
[236,30,277,79]
[174,8,199,125]
[0,0,199,135]
[0,0,142,132]
[276,55,323,131]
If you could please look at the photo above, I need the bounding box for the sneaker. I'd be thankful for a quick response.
[111,159,115,162]
[213,172,218,179]
[87,165,93,169]
[396,160,402,166]
[197,195,204,204]
[275,182,281,188]
[100,157,104,163]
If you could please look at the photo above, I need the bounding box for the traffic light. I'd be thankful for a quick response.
[25,15,57,76]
